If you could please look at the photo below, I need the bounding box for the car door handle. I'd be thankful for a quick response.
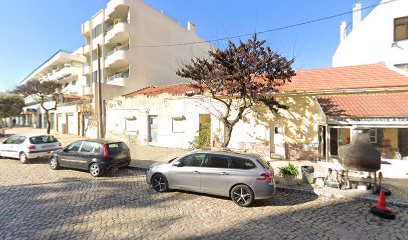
[192,171,200,174]
[221,172,229,175]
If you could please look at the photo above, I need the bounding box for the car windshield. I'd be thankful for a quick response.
[168,157,177,163]
[29,135,58,144]
[107,142,128,155]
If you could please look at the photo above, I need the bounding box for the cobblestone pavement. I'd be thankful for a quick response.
[1,159,408,240]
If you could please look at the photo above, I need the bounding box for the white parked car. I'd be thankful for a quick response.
[0,134,61,163]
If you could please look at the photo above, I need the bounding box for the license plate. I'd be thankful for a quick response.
[41,145,53,149]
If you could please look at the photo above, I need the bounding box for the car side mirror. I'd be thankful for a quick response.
[173,162,182,167]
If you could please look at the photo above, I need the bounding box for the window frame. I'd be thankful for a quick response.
[172,118,185,133]
[228,156,257,170]
[202,154,230,169]
[394,16,408,42]
[66,141,83,153]
[79,141,98,153]
[369,129,377,144]
[3,136,21,144]
[91,24,103,38]
[178,153,206,167]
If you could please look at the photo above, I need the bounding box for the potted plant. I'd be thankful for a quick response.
[279,163,299,186]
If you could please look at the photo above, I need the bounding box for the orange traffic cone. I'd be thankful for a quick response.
[370,190,396,219]
[374,190,390,212]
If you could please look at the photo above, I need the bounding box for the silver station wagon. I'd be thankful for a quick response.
[146,150,275,207]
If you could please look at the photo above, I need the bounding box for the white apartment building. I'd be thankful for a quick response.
[332,0,408,71]
[16,0,212,138]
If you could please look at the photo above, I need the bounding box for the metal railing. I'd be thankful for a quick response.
[107,70,129,81]
[105,45,129,58]
[105,19,128,33]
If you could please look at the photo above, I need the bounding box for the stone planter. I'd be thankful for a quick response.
[282,174,296,186]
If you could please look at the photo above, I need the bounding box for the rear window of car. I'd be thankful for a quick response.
[229,156,256,169]
[107,142,128,155]
[29,135,58,144]
[256,156,272,170]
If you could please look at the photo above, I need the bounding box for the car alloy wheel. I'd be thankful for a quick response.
[19,153,28,164]
[151,174,168,192]
[231,185,254,207]
[89,163,102,177]
[49,157,59,170]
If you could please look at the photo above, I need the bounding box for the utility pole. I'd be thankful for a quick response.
[97,44,104,138]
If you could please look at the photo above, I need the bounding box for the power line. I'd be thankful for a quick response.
[136,0,398,48]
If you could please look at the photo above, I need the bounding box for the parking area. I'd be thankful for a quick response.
[1,158,408,239]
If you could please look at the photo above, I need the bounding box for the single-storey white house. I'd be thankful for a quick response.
[105,63,408,160]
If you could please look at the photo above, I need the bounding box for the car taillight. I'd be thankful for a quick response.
[256,172,273,181]
[27,145,36,150]
[103,144,109,158]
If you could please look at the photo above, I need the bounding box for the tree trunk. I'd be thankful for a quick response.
[222,124,234,148]
[45,110,51,134]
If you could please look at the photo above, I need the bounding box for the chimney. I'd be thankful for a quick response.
[352,1,362,30]
[187,21,196,33]
[340,21,347,42]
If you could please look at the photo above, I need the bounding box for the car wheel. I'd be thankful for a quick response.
[49,157,60,170]
[151,173,169,192]
[89,163,103,177]
[19,152,28,164]
[230,184,255,207]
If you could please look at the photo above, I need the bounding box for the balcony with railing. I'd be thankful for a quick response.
[105,18,130,45]
[82,20,91,37]
[106,0,130,18]
[105,45,129,68]
[106,70,129,86]
[54,64,73,80]
[83,63,91,75]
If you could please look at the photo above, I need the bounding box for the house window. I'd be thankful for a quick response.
[369,129,377,143]
[91,50,97,61]
[91,71,98,83]
[71,80,77,86]
[91,24,103,38]
[172,118,185,133]
[394,16,408,41]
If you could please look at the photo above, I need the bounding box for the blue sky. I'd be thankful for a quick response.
[0,0,381,92]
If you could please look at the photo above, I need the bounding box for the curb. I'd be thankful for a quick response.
[276,186,408,207]
[127,165,149,171]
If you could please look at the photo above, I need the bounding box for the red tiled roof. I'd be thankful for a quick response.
[318,92,408,117]
[279,63,408,92]
[126,83,197,97]
[125,63,408,97]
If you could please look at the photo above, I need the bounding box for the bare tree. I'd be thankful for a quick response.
[13,80,63,134]
[177,34,295,147]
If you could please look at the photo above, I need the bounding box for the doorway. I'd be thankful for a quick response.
[330,128,338,156]
[270,124,285,158]
[148,115,158,142]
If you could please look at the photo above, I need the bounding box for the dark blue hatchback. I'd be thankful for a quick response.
[49,139,131,177]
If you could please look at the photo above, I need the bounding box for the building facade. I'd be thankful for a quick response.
[16,0,211,138]
[332,0,408,71]
[105,63,408,161]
